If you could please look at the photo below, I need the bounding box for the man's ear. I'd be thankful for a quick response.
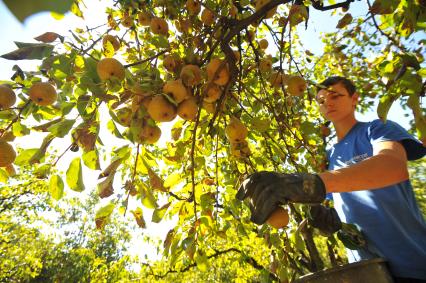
[352,93,359,107]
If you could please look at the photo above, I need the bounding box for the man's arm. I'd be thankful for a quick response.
[319,141,409,193]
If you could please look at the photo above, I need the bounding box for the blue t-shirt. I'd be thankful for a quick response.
[327,119,426,279]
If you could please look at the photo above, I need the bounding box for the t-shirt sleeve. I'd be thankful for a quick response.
[368,119,426,161]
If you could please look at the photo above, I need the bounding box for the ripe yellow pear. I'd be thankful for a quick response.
[203,84,221,103]
[225,116,248,143]
[0,141,16,167]
[259,58,272,73]
[230,140,251,158]
[115,107,133,127]
[177,97,198,121]
[267,207,289,229]
[186,0,201,15]
[0,84,16,110]
[150,17,169,36]
[163,55,177,72]
[287,75,307,96]
[140,124,162,144]
[29,82,57,106]
[201,8,215,26]
[259,39,269,49]
[97,58,125,81]
[163,80,189,103]
[206,58,230,86]
[202,101,216,114]
[255,0,277,19]
[121,12,134,28]
[138,12,151,26]
[180,64,202,86]
[147,95,177,122]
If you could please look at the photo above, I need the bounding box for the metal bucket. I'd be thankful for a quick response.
[295,258,394,283]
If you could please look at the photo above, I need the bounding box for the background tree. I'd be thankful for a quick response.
[0,0,424,281]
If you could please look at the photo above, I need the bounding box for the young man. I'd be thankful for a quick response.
[236,76,426,281]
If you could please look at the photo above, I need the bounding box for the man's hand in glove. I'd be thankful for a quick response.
[309,204,342,235]
[236,171,326,225]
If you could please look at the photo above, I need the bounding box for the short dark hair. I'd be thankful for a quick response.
[317,76,356,96]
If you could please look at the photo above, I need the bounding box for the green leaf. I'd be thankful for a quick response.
[97,174,114,198]
[3,0,74,22]
[1,44,54,60]
[48,119,75,138]
[12,121,30,137]
[107,120,123,139]
[377,95,395,122]
[14,148,38,166]
[195,251,209,272]
[66,157,85,192]
[0,169,8,183]
[95,203,115,229]
[82,150,100,170]
[49,174,64,200]
[152,203,171,223]
[163,172,182,189]
[29,134,55,164]
[139,184,158,209]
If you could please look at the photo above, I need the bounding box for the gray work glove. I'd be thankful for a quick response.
[309,205,342,235]
[236,171,326,225]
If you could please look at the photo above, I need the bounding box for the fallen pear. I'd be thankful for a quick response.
[97,58,125,81]
[0,84,16,110]
[0,141,16,167]
[29,82,58,106]
[147,95,177,122]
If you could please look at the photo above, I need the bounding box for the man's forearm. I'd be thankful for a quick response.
[319,154,409,193]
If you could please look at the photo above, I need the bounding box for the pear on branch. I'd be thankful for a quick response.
[147,95,177,122]
[28,82,57,106]
[0,84,16,110]
[225,116,248,143]
[206,58,230,86]
[0,141,16,167]
[97,58,125,81]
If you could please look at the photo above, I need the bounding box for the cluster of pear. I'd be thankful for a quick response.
[0,82,57,169]
[225,116,250,159]
[95,35,232,145]
[119,9,169,36]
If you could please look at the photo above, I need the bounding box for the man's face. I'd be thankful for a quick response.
[316,83,358,123]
